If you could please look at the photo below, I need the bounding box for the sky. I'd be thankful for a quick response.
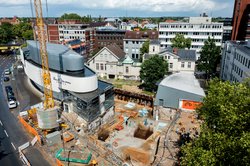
[0,0,235,18]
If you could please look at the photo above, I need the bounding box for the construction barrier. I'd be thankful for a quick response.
[19,151,31,166]
[56,158,63,166]
[181,100,202,110]
[18,116,41,144]
[55,148,92,164]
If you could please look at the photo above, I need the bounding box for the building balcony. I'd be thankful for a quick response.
[159,28,223,33]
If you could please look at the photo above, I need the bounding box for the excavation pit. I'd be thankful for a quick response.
[98,130,110,141]
[134,125,153,140]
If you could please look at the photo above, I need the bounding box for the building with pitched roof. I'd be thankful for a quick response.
[144,41,196,73]
[87,44,141,80]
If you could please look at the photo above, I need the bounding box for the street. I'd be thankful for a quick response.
[0,54,51,166]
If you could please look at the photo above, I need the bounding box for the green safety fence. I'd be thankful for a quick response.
[55,148,92,164]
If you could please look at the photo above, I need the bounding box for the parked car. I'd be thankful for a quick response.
[8,96,16,101]
[4,69,11,75]
[3,76,9,82]
[8,100,17,109]
[5,86,12,91]
[6,91,14,97]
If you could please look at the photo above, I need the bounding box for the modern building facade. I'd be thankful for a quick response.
[219,18,233,43]
[231,0,250,40]
[158,17,223,55]
[123,30,158,60]
[20,40,115,131]
[220,40,250,82]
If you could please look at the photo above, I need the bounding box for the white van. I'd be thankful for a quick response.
[4,69,11,75]
[8,100,17,109]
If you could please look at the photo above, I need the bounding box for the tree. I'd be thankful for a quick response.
[180,79,250,166]
[0,22,14,44]
[81,15,92,23]
[140,40,149,55]
[171,33,191,49]
[22,30,34,40]
[12,22,33,40]
[60,13,82,20]
[197,37,221,79]
[139,55,168,92]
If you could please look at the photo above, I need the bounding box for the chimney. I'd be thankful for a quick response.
[173,48,178,54]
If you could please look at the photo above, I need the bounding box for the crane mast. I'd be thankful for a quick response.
[33,0,54,109]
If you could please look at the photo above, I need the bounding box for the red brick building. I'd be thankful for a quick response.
[231,0,250,40]
[47,24,59,44]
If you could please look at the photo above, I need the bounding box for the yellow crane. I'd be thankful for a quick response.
[33,0,54,109]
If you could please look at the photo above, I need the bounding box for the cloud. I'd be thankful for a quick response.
[0,0,233,17]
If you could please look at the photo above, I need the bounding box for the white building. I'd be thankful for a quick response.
[220,41,250,83]
[58,23,89,42]
[87,44,141,80]
[144,41,196,73]
[158,17,223,56]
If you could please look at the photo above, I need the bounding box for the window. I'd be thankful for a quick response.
[132,54,135,59]
[96,63,99,70]
[100,64,104,70]
[105,64,107,70]
[159,99,164,106]
[169,63,173,68]
[125,66,129,73]
[181,62,185,68]
[188,62,191,68]
[153,46,155,52]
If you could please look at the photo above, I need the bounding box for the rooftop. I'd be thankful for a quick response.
[150,40,161,45]
[160,72,205,97]
[106,44,126,59]
[228,41,250,56]
[124,30,158,40]
[177,49,196,61]
[27,40,79,58]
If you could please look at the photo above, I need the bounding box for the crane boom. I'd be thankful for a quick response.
[33,0,54,109]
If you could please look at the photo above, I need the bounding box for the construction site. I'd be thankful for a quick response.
[1,1,204,166]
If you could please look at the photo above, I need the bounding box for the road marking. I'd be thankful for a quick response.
[11,142,16,150]
[0,120,2,126]
[4,130,9,137]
